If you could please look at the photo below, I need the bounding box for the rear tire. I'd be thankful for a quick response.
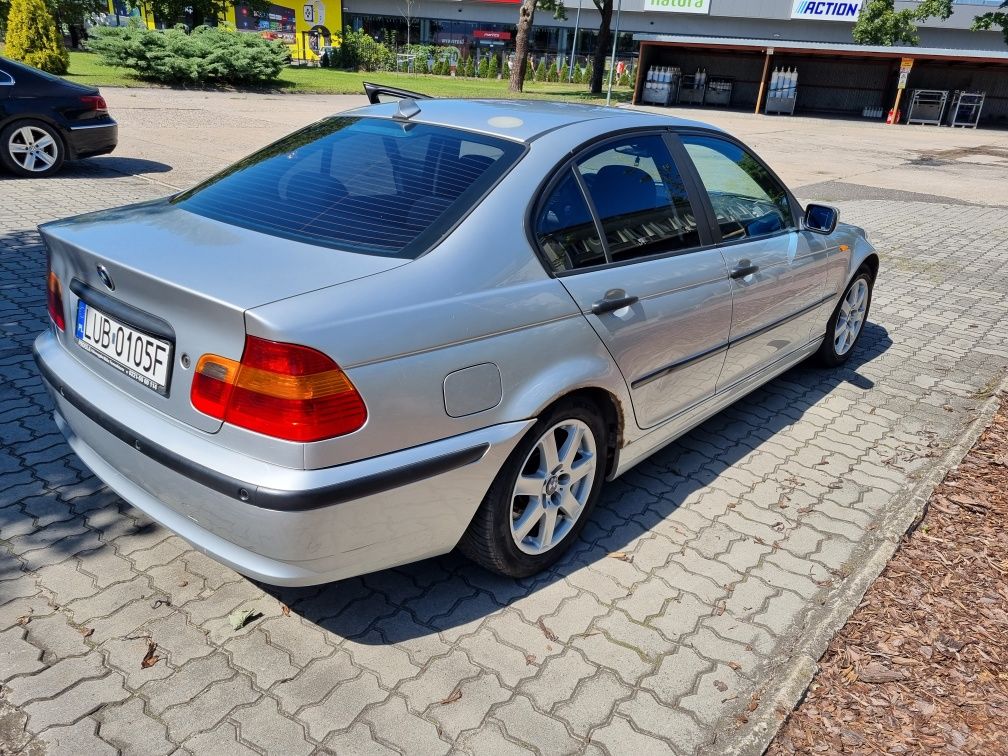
[815,269,873,367]
[1,120,65,178]
[459,398,608,577]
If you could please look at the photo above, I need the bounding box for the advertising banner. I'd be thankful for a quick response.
[790,1,863,22]
[645,0,710,14]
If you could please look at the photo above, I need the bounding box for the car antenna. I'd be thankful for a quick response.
[395,98,421,120]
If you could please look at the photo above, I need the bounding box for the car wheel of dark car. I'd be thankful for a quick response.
[816,268,874,367]
[459,398,608,577]
[1,120,65,177]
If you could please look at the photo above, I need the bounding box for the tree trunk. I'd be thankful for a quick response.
[590,0,613,95]
[509,0,538,93]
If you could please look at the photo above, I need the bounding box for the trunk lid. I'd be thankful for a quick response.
[42,199,407,433]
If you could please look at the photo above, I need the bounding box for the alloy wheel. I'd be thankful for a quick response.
[7,126,59,173]
[510,419,597,555]
[834,278,869,356]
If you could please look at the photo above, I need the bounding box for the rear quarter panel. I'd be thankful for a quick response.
[247,138,637,469]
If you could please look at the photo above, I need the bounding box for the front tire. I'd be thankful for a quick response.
[815,269,873,367]
[459,398,608,577]
[1,120,65,178]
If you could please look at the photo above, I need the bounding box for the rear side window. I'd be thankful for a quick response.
[576,135,701,262]
[534,169,605,273]
[174,117,523,258]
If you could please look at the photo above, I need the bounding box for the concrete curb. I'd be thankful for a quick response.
[723,373,1008,756]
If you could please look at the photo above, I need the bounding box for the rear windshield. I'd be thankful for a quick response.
[173,116,524,258]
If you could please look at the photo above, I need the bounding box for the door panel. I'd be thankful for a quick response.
[559,254,732,429]
[679,134,829,390]
[718,231,827,389]
[533,132,732,430]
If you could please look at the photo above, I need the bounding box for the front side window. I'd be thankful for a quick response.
[576,134,700,263]
[174,117,523,258]
[682,135,794,242]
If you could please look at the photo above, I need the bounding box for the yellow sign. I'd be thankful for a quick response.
[898,57,914,90]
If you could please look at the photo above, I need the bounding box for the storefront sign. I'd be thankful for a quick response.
[898,57,914,89]
[474,30,512,40]
[645,0,710,15]
[435,33,467,45]
[790,1,863,21]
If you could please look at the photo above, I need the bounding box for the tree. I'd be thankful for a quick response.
[972,1,1008,47]
[399,0,418,47]
[508,0,565,93]
[589,0,612,94]
[5,0,69,74]
[852,0,953,46]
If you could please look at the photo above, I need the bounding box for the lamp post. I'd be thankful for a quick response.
[568,0,582,83]
[605,0,623,106]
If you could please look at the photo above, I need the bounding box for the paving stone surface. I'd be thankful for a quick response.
[1,95,1007,755]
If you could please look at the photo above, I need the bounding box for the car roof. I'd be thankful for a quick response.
[344,98,718,143]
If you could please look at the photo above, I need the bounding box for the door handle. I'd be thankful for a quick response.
[591,294,639,315]
[730,263,759,279]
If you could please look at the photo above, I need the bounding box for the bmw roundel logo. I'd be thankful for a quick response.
[97,265,115,291]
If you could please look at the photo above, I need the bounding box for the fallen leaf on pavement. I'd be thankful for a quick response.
[537,618,558,643]
[439,688,462,705]
[608,551,633,563]
[728,661,742,672]
[77,626,94,638]
[15,614,31,626]
[525,654,537,666]
[281,603,291,617]
[228,608,259,631]
[714,680,728,692]
[140,641,160,669]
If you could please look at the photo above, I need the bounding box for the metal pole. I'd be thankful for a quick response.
[568,0,582,83]
[605,0,623,106]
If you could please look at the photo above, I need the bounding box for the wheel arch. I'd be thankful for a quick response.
[533,386,626,481]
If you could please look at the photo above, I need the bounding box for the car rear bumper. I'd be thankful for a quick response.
[34,331,532,585]
[66,120,118,159]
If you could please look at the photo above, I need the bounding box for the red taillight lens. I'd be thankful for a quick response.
[47,270,65,331]
[80,95,108,114]
[191,336,367,442]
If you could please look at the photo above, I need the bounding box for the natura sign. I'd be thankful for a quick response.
[645,0,711,14]
[790,0,863,21]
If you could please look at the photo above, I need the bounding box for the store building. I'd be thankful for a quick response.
[342,0,1008,59]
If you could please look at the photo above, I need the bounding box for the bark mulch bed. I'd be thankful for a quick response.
[769,395,1008,755]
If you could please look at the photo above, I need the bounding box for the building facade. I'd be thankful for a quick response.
[343,0,1007,58]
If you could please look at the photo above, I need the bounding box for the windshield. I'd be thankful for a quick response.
[173,116,524,258]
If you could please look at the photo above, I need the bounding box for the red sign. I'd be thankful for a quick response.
[474,30,512,41]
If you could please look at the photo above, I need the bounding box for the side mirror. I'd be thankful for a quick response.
[804,204,839,235]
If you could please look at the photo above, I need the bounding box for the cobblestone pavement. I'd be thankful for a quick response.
[2,107,1008,756]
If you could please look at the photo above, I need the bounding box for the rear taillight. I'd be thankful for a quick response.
[79,95,108,115]
[47,269,65,331]
[191,336,367,442]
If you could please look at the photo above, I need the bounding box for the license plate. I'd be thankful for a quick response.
[75,301,173,394]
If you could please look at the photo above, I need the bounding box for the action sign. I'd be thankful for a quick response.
[645,0,711,14]
[790,1,863,21]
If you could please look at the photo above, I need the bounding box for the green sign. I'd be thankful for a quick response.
[645,0,711,14]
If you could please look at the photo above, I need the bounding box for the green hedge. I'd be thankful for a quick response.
[88,25,290,85]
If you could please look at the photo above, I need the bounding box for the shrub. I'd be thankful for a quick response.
[89,25,290,85]
[333,26,394,72]
[477,56,489,78]
[5,0,69,74]
[559,62,569,82]
[534,58,546,82]
[487,55,498,79]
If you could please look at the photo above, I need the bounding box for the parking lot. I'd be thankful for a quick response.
[2,89,1008,755]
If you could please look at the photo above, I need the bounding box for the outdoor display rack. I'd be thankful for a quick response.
[906,89,948,126]
[641,66,681,106]
[677,71,707,105]
[765,67,798,115]
[704,77,734,107]
[947,91,985,128]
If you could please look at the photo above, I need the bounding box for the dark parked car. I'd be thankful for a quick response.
[0,56,117,177]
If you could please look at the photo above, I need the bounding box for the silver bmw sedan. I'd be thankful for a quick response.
[35,95,878,585]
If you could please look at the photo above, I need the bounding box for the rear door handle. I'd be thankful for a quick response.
[591,295,639,315]
[730,263,759,279]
